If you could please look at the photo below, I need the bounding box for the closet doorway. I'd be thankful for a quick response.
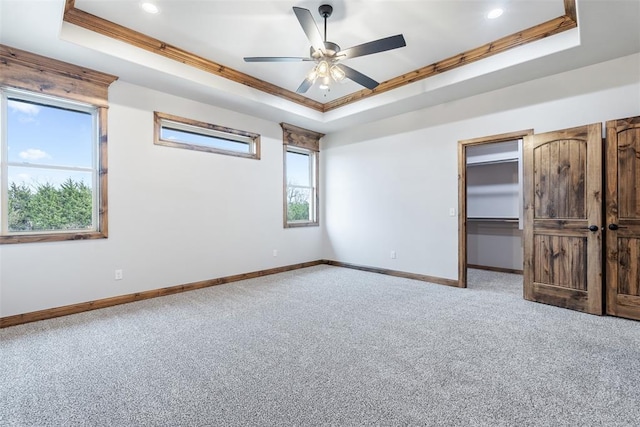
[459,117,640,320]
[458,130,533,288]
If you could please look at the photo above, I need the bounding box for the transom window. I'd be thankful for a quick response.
[1,89,100,239]
[154,112,260,159]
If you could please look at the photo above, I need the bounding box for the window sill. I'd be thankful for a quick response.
[284,221,319,229]
[0,231,107,244]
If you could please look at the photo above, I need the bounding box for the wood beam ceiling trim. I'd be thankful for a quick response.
[63,0,75,14]
[564,0,578,22]
[63,0,576,114]
[62,0,324,112]
[323,10,577,111]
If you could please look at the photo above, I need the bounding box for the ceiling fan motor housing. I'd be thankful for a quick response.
[311,41,341,59]
[318,4,333,18]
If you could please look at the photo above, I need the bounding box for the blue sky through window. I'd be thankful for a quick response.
[161,126,250,153]
[287,151,311,186]
[6,98,93,188]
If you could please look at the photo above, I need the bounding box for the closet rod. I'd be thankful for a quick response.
[467,217,519,223]
[466,158,518,167]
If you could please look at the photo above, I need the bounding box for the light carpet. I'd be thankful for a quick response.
[1,265,639,426]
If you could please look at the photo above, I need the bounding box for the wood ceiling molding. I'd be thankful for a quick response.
[63,0,576,113]
[62,0,324,112]
[564,0,578,22]
[324,12,577,111]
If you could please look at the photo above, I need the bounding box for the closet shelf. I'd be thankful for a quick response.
[466,158,518,167]
[467,217,519,223]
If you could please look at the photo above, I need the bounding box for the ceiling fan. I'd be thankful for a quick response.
[243,4,406,94]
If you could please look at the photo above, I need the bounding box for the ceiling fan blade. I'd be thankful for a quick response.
[296,78,314,94]
[244,57,313,62]
[293,7,325,53]
[337,64,379,90]
[339,34,406,59]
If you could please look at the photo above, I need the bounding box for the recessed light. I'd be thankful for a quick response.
[140,2,159,14]
[487,8,504,19]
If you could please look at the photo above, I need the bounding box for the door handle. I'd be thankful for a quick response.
[586,225,599,232]
[608,224,626,230]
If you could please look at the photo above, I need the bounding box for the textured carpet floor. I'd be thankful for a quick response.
[1,265,639,426]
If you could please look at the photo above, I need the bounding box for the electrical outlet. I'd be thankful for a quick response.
[273,249,278,257]
[115,269,123,280]
[390,251,397,259]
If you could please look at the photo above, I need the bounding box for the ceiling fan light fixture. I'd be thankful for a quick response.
[307,68,319,82]
[319,76,331,90]
[316,60,330,77]
[330,65,345,82]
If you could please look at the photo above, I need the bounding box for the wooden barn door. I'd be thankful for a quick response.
[523,124,603,315]
[605,116,640,321]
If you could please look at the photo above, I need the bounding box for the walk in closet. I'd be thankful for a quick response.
[459,116,640,320]
[466,140,523,273]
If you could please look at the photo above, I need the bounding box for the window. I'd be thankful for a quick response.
[1,90,98,237]
[281,123,323,228]
[0,44,117,244]
[154,112,260,159]
[285,147,318,224]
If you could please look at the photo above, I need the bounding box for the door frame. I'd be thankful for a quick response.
[457,129,533,288]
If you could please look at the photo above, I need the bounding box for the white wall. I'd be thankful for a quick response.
[2,53,639,318]
[321,53,640,281]
[467,222,523,271]
[0,82,323,317]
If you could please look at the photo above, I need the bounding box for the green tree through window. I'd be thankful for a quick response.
[7,179,93,232]
[287,184,310,221]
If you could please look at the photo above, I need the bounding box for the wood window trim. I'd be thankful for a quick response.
[281,123,323,152]
[281,123,324,228]
[0,44,117,244]
[153,111,261,160]
[0,45,117,107]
